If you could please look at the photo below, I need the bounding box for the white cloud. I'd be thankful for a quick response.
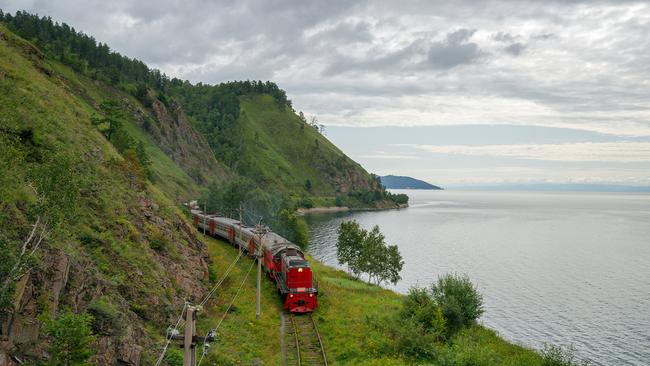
[357,153,421,160]
[399,142,650,163]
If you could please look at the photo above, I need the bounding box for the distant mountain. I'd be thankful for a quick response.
[380,175,442,190]
[448,183,650,192]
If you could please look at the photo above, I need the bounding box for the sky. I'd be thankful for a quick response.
[2,0,650,187]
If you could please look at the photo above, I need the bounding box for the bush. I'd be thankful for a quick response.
[164,348,184,366]
[401,288,446,338]
[87,297,124,336]
[431,274,484,331]
[41,311,96,365]
[541,345,590,366]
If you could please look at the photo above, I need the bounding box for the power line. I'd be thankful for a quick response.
[199,250,244,307]
[154,301,188,366]
[197,260,256,366]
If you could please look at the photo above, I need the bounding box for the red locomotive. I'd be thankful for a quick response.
[191,209,318,313]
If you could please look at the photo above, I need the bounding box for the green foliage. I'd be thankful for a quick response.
[41,311,96,366]
[541,345,590,366]
[204,179,309,248]
[92,100,124,140]
[336,221,404,285]
[431,273,484,333]
[276,209,309,249]
[400,287,447,337]
[0,131,88,308]
[87,297,124,336]
[163,348,184,366]
[373,275,484,361]
[92,99,152,180]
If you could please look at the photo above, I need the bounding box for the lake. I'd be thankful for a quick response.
[304,190,650,366]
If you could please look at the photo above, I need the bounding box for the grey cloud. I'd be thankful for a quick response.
[2,0,649,137]
[493,32,520,42]
[504,42,526,56]
[425,29,484,69]
[307,20,374,44]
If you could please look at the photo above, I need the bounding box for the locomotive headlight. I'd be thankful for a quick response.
[309,293,313,297]
[289,294,294,298]
[298,268,303,273]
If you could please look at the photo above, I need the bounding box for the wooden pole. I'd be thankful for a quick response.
[183,306,195,366]
[256,243,261,320]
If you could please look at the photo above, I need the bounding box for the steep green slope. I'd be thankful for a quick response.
[0,25,215,364]
[237,94,377,195]
[0,15,574,366]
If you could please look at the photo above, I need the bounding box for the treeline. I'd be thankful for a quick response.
[0,11,290,104]
[203,177,309,248]
[333,174,409,208]
[164,80,290,169]
[336,221,404,286]
[0,11,291,171]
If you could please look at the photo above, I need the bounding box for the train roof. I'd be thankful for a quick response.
[212,216,241,225]
[191,210,302,256]
[262,232,302,256]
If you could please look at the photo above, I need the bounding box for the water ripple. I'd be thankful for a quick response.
[305,190,650,366]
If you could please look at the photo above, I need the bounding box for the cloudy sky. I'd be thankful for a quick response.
[3,0,650,187]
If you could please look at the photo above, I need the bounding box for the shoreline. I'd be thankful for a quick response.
[297,203,408,215]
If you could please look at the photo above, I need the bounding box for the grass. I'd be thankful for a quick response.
[0,25,218,363]
[197,233,547,365]
[1,25,553,365]
[198,236,283,365]
[238,94,373,196]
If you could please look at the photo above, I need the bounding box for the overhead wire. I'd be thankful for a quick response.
[197,259,256,366]
[154,301,188,366]
[155,211,246,364]
[200,249,245,307]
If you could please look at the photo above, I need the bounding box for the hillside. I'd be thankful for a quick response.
[381,175,442,190]
[236,94,376,195]
[0,14,567,366]
[0,24,212,364]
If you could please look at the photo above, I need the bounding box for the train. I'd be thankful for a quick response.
[191,209,318,313]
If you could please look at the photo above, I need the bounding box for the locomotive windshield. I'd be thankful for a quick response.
[289,259,308,268]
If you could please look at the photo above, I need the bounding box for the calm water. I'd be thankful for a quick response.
[305,190,650,366]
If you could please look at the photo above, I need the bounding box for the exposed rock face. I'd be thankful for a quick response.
[136,92,230,184]
[0,202,209,365]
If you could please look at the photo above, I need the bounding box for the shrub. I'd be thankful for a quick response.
[541,345,590,366]
[164,348,184,366]
[41,311,96,365]
[431,274,484,331]
[87,297,123,336]
[401,288,446,338]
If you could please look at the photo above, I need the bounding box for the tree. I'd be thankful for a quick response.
[336,221,403,285]
[304,179,312,192]
[336,221,367,276]
[276,209,309,249]
[430,273,484,336]
[92,100,124,140]
[42,311,96,366]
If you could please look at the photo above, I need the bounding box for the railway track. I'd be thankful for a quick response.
[283,313,328,366]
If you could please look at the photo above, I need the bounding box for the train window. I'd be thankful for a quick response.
[289,260,308,268]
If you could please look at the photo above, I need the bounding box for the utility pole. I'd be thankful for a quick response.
[256,243,262,320]
[183,305,196,366]
[254,222,268,320]
[238,204,243,256]
[203,202,206,235]
[167,304,212,366]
